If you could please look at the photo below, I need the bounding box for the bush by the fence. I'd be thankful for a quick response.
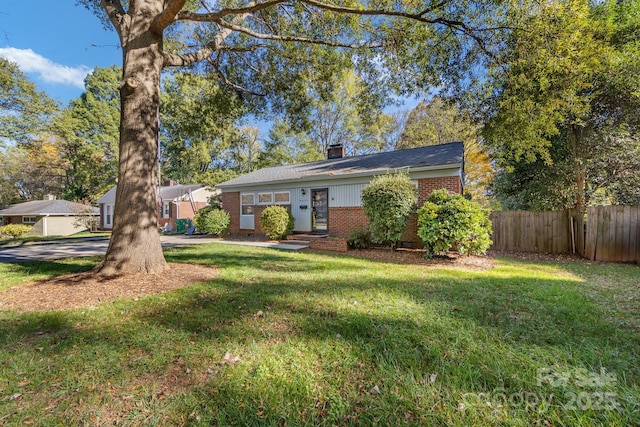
[361,172,417,249]
[417,189,492,257]
[193,207,230,236]
[0,224,33,239]
[260,206,294,240]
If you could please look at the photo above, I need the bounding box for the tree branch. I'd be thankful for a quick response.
[176,0,287,22]
[151,0,188,34]
[100,0,128,40]
[206,57,267,96]
[217,20,379,48]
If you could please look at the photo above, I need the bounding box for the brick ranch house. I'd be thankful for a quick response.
[96,180,215,232]
[216,142,464,246]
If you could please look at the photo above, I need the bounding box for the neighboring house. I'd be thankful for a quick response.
[96,180,215,232]
[0,195,99,236]
[216,142,464,245]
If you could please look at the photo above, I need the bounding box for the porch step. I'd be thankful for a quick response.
[286,234,328,241]
[283,240,312,245]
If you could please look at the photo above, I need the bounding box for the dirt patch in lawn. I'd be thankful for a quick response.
[343,247,495,270]
[0,263,218,313]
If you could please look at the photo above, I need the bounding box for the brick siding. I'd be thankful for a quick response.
[308,238,348,252]
[328,206,368,238]
[222,192,241,234]
[417,176,462,205]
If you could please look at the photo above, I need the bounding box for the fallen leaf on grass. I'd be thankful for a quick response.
[369,385,381,395]
[221,352,241,365]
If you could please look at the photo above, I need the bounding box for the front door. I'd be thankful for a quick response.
[311,189,328,232]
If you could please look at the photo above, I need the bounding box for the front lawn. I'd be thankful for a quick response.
[0,244,638,425]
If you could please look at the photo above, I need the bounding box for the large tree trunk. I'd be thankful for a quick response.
[96,3,167,275]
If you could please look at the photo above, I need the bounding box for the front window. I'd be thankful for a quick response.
[163,202,170,218]
[241,193,255,215]
[274,192,290,204]
[258,192,273,204]
[22,216,37,224]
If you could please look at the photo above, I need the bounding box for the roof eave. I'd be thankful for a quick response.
[217,162,463,190]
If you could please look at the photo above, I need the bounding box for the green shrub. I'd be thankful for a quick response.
[347,228,372,249]
[193,207,230,236]
[260,205,294,240]
[0,224,33,239]
[361,172,417,248]
[417,188,493,257]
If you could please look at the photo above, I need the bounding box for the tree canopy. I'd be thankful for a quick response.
[483,0,640,211]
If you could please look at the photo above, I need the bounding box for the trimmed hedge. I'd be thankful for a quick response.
[361,172,417,248]
[0,224,33,239]
[193,207,231,236]
[417,188,492,257]
[260,205,294,240]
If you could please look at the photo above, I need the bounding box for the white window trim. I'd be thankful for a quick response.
[22,216,37,224]
[105,204,113,227]
[162,202,171,219]
[273,191,290,204]
[257,192,274,205]
[241,193,255,216]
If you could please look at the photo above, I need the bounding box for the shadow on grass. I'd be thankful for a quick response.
[1,246,638,425]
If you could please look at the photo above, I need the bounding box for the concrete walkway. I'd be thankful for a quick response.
[212,239,308,250]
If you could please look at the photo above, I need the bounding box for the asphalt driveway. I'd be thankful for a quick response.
[0,235,308,263]
[0,236,219,263]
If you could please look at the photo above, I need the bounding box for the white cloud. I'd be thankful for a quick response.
[0,47,91,89]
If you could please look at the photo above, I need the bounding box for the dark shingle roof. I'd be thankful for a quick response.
[96,184,206,204]
[0,200,99,216]
[217,142,464,189]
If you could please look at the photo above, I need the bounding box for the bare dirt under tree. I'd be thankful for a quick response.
[1,263,219,313]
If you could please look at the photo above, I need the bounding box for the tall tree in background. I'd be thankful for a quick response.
[160,71,244,184]
[483,0,640,211]
[80,0,504,274]
[258,119,320,167]
[231,126,262,173]
[0,58,58,147]
[55,66,121,202]
[305,69,394,157]
[396,97,493,203]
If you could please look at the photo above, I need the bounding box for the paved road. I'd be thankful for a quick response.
[0,236,219,263]
[0,236,308,263]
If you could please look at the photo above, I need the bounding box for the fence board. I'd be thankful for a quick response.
[491,206,640,261]
[490,210,570,253]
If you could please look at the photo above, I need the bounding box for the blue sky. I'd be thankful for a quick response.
[0,3,120,104]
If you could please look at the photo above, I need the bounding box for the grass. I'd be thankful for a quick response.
[1,243,639,426]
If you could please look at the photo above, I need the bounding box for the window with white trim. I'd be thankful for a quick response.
[22,216,37,224]
[162,202,171,218]
[105,205,113,227]
[241,193,255,215]
[274,191,290,204]
[258,192,273,204]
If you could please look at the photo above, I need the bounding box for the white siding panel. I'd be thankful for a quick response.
[328,183,366,207]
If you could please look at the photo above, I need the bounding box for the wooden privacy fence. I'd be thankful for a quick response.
[490,210,571,254]
[490,206,640,262]
[585,205,640,262]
